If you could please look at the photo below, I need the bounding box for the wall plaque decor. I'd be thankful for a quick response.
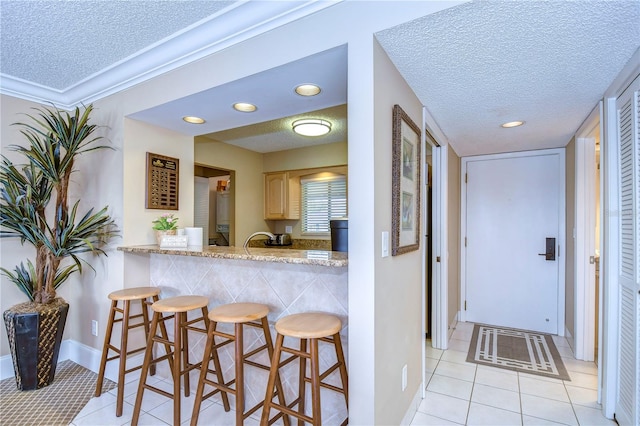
[146,152,179,210]
[392,104,421,256]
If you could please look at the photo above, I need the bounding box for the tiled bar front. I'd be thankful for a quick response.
[146,251,348,424]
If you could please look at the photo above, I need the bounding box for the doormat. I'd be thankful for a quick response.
[466,324,570,381]
[0,359,116,426]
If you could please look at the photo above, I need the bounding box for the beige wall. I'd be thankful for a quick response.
[372,40,424,424]
[447,145,461,326]
[1,96,47,355]
[195,139,347,244]
[0,94,127,355]
[124,119,195,245]
[262,141,346,172]
[565,137,576,338]
[195,138,265,246]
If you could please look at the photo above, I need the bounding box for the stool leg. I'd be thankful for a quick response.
[262,333,285,425]
[297,338,307,426]
[173,312,183,426]
[115,299,131,417]
[333,333,349,407]
[190,319,230,426]
[235,322,244,426]
[131,311,160,426]
[309,338,321,426]
[182,311,191,397]
[141,297,155,377]
[95,300,117,397]
[156,309,175,374]
[260,317,290,426]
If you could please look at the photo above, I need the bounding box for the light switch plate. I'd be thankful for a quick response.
[285,226,293,233]
[382,231,389,257]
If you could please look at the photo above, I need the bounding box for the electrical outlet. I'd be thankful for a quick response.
[91,320,98,336]
[285,225,293,233]
[402,364,407,391]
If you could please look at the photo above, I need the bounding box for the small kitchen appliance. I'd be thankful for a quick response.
[266,233,292,246]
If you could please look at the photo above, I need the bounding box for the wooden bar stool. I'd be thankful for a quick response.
[131,295,210,426]
[190,302,290,426]
[261,312,349,426]
[95,286,165,417]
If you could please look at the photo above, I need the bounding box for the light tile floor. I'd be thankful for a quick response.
[410,321,615,426]
[71,371,258,425]
[72,321,614,425]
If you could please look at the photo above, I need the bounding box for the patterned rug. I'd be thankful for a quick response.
[466,324,570,381]
[0,359,116,425]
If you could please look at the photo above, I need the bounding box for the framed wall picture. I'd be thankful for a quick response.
[392,104,421,255]
[146,152,179,210]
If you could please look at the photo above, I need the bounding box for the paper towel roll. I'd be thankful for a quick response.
[185,227,203,246]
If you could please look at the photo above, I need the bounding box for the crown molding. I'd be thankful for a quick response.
[0,1,342,110]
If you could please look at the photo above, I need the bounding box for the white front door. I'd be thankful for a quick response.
[463,149,565,334]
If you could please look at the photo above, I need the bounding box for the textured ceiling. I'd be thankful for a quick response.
[376,0,640,156]
[1,1,234,89]
[1,1,639,156]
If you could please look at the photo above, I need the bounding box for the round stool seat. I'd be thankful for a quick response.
[209,302,269,323]
[275,312,342,339]
[152,295,208,313]
[109,286,160,301]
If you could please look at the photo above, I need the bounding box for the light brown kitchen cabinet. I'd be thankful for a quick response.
[264,172,300,219]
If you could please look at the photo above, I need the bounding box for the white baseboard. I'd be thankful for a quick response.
[1,353,15,381]
[400,384,424,425]
[1,339,144,383]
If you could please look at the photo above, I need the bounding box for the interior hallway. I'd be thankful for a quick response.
[411,322,613,426]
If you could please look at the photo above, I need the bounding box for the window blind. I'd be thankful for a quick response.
[301,175,347,233]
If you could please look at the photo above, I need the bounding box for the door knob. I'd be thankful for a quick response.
[538,237,556,261]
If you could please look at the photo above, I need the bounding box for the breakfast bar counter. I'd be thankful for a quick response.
[118,244,348,267]
[118,244,348,422]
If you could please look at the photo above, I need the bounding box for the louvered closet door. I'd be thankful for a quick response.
[615,74,639,426]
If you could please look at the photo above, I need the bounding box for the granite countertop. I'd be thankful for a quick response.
[118,245,348,267]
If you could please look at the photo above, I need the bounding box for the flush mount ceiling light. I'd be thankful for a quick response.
[233,102,257,112]
[501,120,525,128]
[292,119,332,136]
[294,84,321,96]
[182,116,205,124]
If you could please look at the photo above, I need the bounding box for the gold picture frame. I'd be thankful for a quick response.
[392,104,421,255]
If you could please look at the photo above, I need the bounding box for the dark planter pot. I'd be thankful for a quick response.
[3,298,69,391]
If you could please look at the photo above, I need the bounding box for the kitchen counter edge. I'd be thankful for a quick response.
[117,245,348,267]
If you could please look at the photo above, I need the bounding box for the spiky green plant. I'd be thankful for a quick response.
[0,104,117,303]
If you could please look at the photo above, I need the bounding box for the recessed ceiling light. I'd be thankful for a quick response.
[183,116,205,124]
[501,121,525,128]
[292,119,332,137]
[294,84,321,97]
[233,102,257,112]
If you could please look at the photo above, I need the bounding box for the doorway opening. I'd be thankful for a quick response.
[195,164,235,246]
[574,104,602,363]
[425,142,433,338]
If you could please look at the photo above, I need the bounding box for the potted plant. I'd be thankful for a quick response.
[152,213,178,245]
[0,104,117,390]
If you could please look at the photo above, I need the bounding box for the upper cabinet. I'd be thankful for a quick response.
[264,172,300,220]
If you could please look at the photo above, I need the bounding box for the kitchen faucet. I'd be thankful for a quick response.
[243,231,275,248]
